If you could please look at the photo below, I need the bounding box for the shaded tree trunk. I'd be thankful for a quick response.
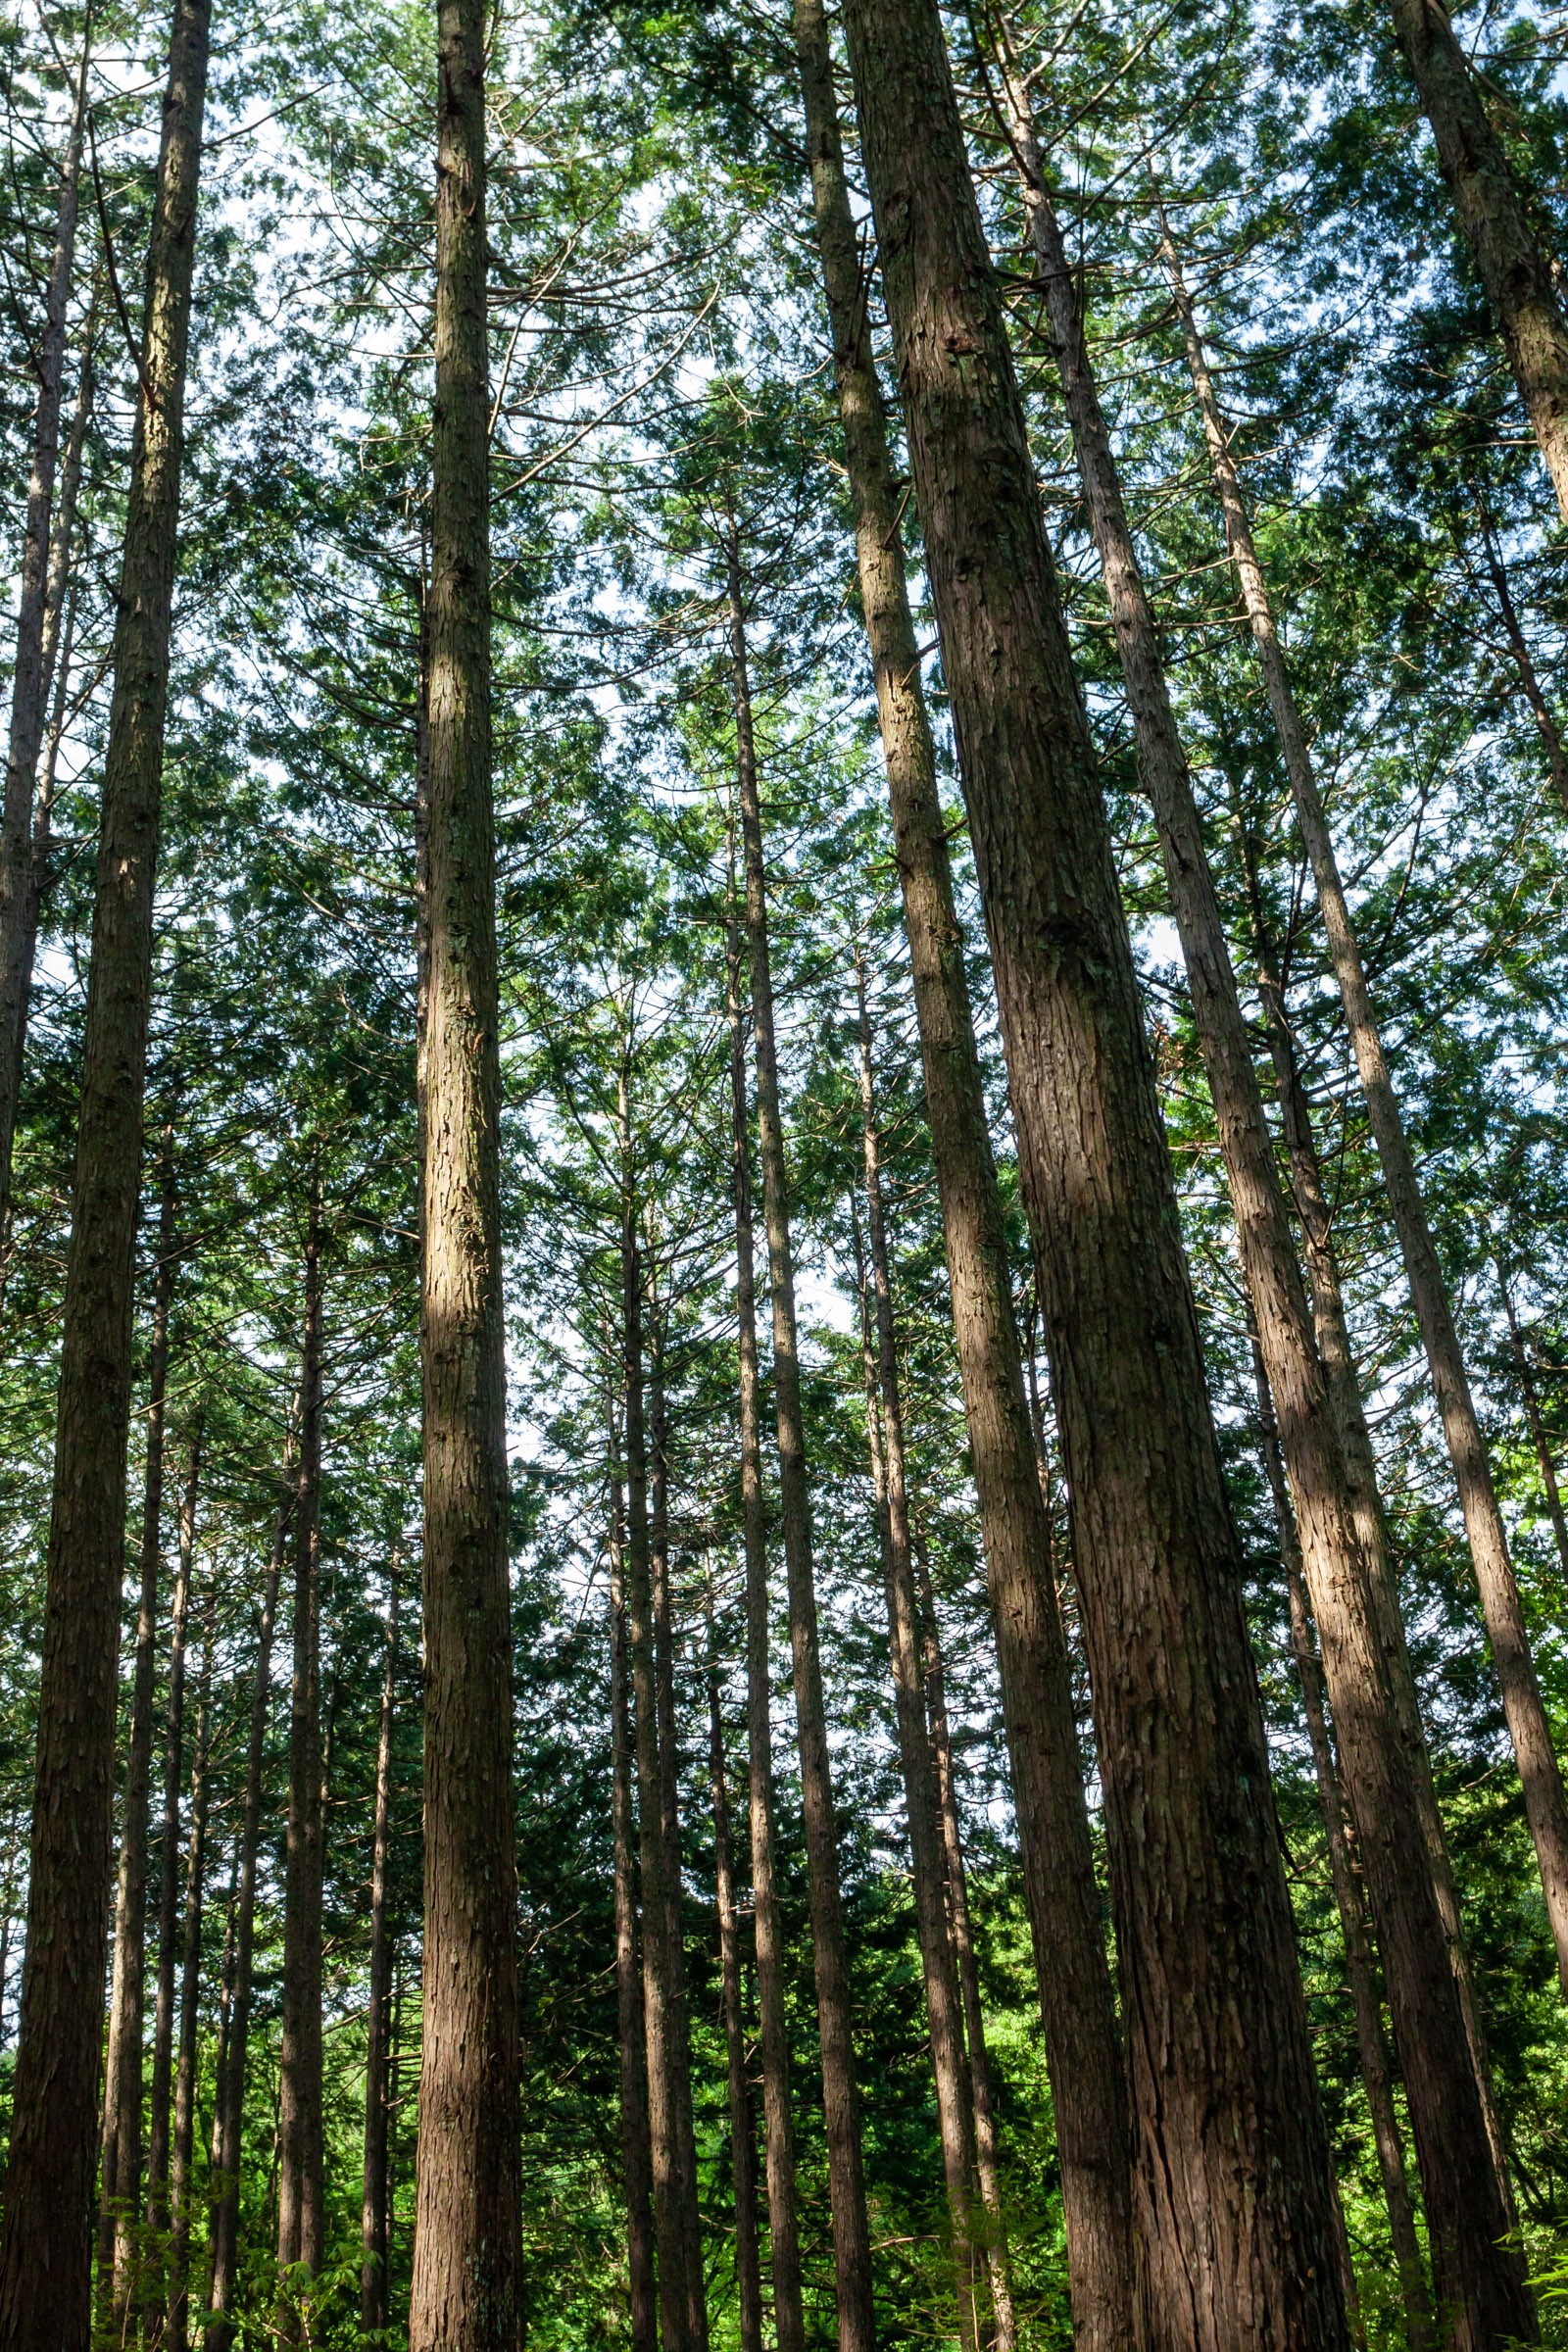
[362,1568,400,2338]
[609,1421,658,2352]
[407,10,522,2343]
[168,1615,213,2352]
[148,1417,203,2311]
[723,894,807,2352]
[728,536,876,2352]
[838,1,1348,2339]
[0,5,211,2335]
[706,1591,764,2352]
[1164,227,1568,2040]
[277,1174,326,2312]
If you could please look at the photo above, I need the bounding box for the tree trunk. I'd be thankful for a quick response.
[0,2,210,2334]
[723,894,807,2352]
[617,1132,707,2352]
[1465,511,1568,818]
[851,971,981,2351]
[838,2,1348,2340]
[1382,0,1568,523]
[1164,226,1568,2033]
[277,1174,326,2313]
[912,1538,1015,2352]
[168,1616,214,2352]
[1008,91,1526,2345]
[207,1445,294,2352]
[407,9,522,2342]
[99,1140,177,2326]
[149,1417,203,2304]
[1252,1348,1433,2351]
[728,535,876,2352]
[0,25,89,1227]
[362,1568,400,2338]
[1497,1263,1568,1585]
[609,1421,658,2352]
[706,1590,764,2352]
[787,18,1138,2341]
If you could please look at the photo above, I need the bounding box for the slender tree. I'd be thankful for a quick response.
[706,1589,763,2352]
[1497,1261,1568,1585]
[148,1418,203,2300]
[609,1422,658,2352]
[361,1567,400,2338]
[168,1612,214,2352]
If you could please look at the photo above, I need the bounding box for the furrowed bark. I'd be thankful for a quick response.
[168,1614,213,2352]
[839,0,1348,2338]
[408,3,522,2342]
[728,534,877,2352]
[1164,229,1568,2037]
[706,1592,764,2352]
[724,894,807,2352]
[362,1569,400,2338]
[609,1424,658,2352]
[787,13,1138,2341]
[0,4,210,2335]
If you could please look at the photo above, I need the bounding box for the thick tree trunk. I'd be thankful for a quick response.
[839,3,1348,2341]
[1382,0,1568,522]
[0,5,210,2336]
[609,1429,658,2352]
[913,1540,1015,2352]
[407,10,522,2342]
[1252,1353,1433,2349]
[168,1618,213,2352]
[706,1592,764,2352]
[728,539,876,2352]
[723,902,807,2352]
[0,29,89,1227]
[1165,232,1568,2037]
[852,976,981,2351]
[1009,97,1526,2345]
[277,1177,326,2311]
[99,1143,177,2325]
[787,19,1137,2342]
[1497,1264,1568,1584]
[148,1419,203,2296]
[362,1571,400,2337]
[207,1448,294,2352]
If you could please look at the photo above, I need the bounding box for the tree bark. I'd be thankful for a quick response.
[168,1614,214,2352]
[851,974,981,2352]
[728,536,876,2352]
[407,7,522,2341]
[723,895,807,2352]
[207,1442,294,2352]
[839,2,1349,2340]
[787,17,1139,2343]
[1383,0,1568,523]
[99,1139,177,2327]
[148,1416,203,2303]
[609,1422,658,2352]
[1164,228,1568,2036]
[277,1174,326,2312]
[912,1538,1014,2352]
[0,25,90,1227]
[1252,1348,1433,2352]
[0,3,210,2334]
[362,1568,400,2337]
[1007,94,1525,2345]
[706,1591,764,2352]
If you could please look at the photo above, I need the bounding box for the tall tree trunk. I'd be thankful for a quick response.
[99,1139,177,2325]
[912,1539,1014,2352]
[609,1421,658,2352]
[838,2,1348,2340]
[1251,1348,1433,2351]
[1463,510,1568,818]
[787,17,1139,2341]
[407,8,522,2342]
[168,1616,213,2352]
[851,971,981,2350]
[706,1591,764,2352]
[0,3,210,2334]
[207,1445,294,2352]
[727,538,877,2352]
[0,24,89,1227]
[617,1127,707,2352]
[1164,225,1568,2030]
[1380,0,1568,522]
[1497,1262,1568,1585]
[277,1176,326,2313]
[723,895,807,2352]
[1004,87,1526,2342]
[362,1569,400,2337]
[149,1417,203,2302]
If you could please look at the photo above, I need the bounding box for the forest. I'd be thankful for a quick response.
[1,0,1567,2343]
